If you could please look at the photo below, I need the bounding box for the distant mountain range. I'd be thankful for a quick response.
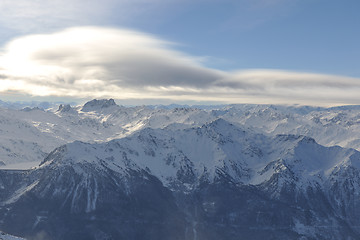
[0,100,78,111]
[1,100,360,239]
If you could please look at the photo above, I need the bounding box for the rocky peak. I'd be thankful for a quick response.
[57,104,73,113]
[81,99,117,112]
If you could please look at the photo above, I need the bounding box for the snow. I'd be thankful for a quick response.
[33,114,360,195]
[4,180,39,205]
[2,100,360,192]
[0,232,25,240]
[3,100,360,239]
[0,161,39,170]
[1,100,360,170]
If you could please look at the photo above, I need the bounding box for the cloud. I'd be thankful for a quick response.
[0,0,192,34]
[0,26,359,106]
[0,27,225,97]
[0,0,297,36]
[0,0,116,32]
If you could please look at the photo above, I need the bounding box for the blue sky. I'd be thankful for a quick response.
[0,0,359,106]
[138,0,360,76]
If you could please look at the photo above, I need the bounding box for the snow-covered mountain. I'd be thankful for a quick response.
[0,99,215,167]
[1,118,360,239]
[3,99,360,169]
[2,99,360,239]
[0,231,25,240]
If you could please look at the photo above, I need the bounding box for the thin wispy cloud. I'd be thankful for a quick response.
[0,0,295,35]
[0,0,169,35]
[0,26,359,106]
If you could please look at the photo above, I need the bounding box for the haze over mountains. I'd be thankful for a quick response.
[1,99,360,239]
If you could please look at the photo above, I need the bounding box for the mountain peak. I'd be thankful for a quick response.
[57,104,73,113]
[21,106,43,112]
[208,118,232,127]
[81,98,117,112]
[202,118,244,136]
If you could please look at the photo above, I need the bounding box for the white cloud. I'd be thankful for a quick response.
[0,27,225,98]
[0,26,359,106]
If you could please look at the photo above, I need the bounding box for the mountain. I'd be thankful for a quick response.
[0,100,76,111]
[0,231,25,240]
[0,100,214,167]
[81,99,117,112]
[3,99,360,169]
[1,119,360,239]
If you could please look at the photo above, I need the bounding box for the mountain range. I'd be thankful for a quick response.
[1,100,360,239]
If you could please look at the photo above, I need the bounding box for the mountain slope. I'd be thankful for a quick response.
[1,119,360,239]
[4,100,360,169]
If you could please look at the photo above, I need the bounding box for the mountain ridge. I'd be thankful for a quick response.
[1,118,360,239]
[4,99,360,168]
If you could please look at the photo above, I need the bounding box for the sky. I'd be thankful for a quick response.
[0,0,359,106]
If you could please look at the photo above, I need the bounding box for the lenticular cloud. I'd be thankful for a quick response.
[0,27,224,98]
[0,26,359,105]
